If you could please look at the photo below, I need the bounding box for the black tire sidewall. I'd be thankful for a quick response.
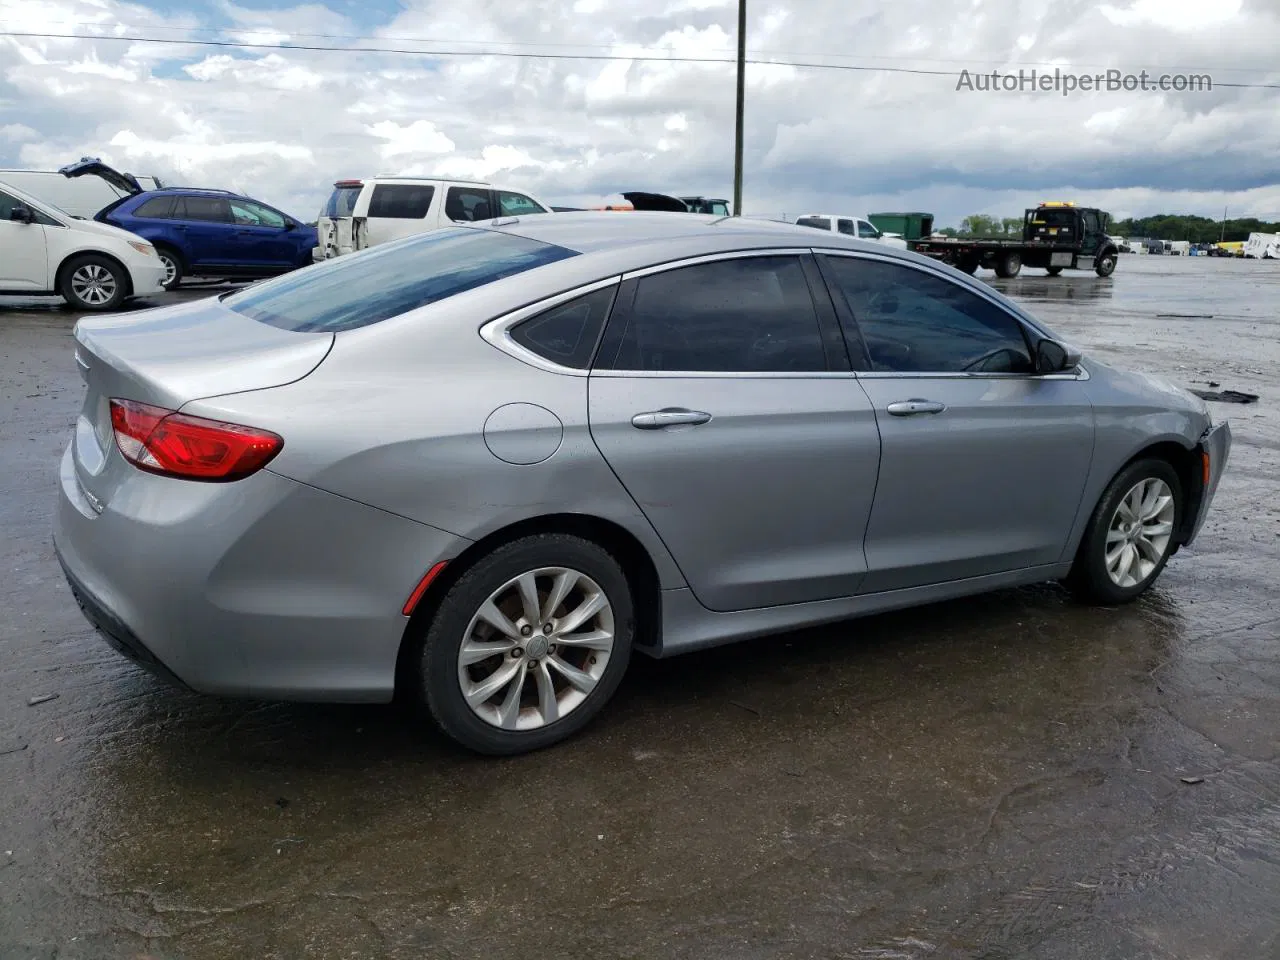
[60,254,128,311]
[1096,254,1117,277]
[1071,458,1183,604]
[418,535,635,755]
[156,247,184,289]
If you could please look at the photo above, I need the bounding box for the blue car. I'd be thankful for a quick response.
[60,158,317,290]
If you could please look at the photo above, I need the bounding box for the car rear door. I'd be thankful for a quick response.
[816,252,1095,593]
[171,195,235,267]
[588,251,882,612]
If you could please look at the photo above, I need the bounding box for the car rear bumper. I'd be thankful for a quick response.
[1184,420,1232,546]
[53,444,470,702]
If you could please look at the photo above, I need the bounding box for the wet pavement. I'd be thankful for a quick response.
[2,257,1279,959]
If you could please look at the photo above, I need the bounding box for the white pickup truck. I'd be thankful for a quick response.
[794,213,909,249]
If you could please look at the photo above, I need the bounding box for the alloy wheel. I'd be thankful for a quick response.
[1105,477,1175,588]
[71,264,118,305]
[457,567,615,730]
[160,254,178,287]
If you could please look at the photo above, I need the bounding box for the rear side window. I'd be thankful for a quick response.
[324,184,361,218]
[837,219,855,236]
[367,184,435,219]
[445,187,494,222]
[509,286,616,369]
[176,196,231,222]
[133,196,175,219]
[226,228,578,333]
[796,217,831,231]
[608,256,827,373]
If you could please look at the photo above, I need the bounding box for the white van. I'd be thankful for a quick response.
[0,178,167,310]
[1243,232,1280,259]
[794,213,910,249]
[0,159,165,220]
[315,176,553,260]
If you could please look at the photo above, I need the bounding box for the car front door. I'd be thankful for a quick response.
[171,195,234,267]
[588,252,882,612]
[228,199,295,268]
[1080,210,1104,256]
[817,252,1095,593]
[0,189,49,288]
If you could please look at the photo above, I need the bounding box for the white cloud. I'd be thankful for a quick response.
[0,0,1277,226]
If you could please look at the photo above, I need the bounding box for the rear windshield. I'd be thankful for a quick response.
[225,228,578,333]
[796,216,831,230]
[324,184,361,218]
[1031,208,1076,227]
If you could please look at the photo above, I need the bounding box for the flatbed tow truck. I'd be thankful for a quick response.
[911,202,1120,278]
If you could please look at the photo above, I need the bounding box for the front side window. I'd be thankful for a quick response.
[509,286,616,369]
[230,200,287,228]
[133,196,176,219]
[497,191,547,216]
[709,201,730,216]
[857,221,881,239]
[821,256,1034,374]
[837,219,856,236]
[226,228,577,333]
[609,256,827,373]
[177,196,232,223]
[796,216,831,231]
[445,187,494,222]
[0,190,61,226]
[367,184,435,219]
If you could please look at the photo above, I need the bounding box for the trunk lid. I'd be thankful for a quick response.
[71,297,332,501]
[58,157,144,197]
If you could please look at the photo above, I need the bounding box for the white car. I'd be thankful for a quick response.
[0,178,167,311]
[315,176,552,260]
[795,213,910,249]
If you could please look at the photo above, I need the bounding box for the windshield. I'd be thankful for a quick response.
[225,227,578,333]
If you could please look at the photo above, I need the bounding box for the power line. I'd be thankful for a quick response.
[11,18,1280,76]
[2,30,1278,88]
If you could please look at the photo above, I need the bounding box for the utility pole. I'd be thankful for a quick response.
[1221,204,1227,242]
[732,0,746,216]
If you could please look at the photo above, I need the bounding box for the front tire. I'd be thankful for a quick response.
[417,534,635,755]
[60,255,129,311]
[1095,252,1118,277]
[1068,458,1182,605]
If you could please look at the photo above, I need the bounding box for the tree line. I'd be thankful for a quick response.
[939,212,1280,242]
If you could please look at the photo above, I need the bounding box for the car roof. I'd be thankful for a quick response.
[797,213,866,220]
[480,210,895,256]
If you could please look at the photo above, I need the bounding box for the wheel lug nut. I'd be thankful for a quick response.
[512,647,523,658]
[547,644,556,654]
[528,660,538,669]
[520,624,533,637]
[543,622,554,635]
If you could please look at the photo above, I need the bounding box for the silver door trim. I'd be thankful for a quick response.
[478,275,624,377]
[620,247,815,280]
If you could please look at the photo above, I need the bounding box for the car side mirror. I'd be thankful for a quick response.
[9,204,35,224]
[1036,338,1081,373]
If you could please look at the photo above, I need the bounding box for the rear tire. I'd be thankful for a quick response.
[955,258,979,275]
[994,252,1022,278]
[416,534,635,755]
[1046,266,1063,277]
[156,246,184,290]
[1067,458,1183,605]
[59,254,129,311]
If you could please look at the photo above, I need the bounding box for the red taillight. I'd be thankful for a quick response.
[109,399,283,482]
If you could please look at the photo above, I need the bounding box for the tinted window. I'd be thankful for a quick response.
[177,196,231,222]
[230,200,286,228]
[325,184,361,218]
[796,216,831,231]
[822,257,1033,374]
[445,187,493,222]
[226,228,577,333]
[0,190,60,226]
[710,201,730,216]
[497,191,547,217]
[857,220,880,239]
[610,257,827,373]
[368,184,435,219]
[510,286,616,369]
[133,196,175,219]
[837,218,855,236]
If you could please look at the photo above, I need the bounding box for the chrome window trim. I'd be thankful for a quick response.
[619,247,815,281]
[479,275,624,377]
[811,247,1090,381]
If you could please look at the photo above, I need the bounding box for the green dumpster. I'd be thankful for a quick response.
[868,212,935,241]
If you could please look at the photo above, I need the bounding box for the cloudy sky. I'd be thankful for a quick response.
[1,0,1278,226]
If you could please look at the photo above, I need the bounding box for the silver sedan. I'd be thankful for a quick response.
[53,212,1231,754]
